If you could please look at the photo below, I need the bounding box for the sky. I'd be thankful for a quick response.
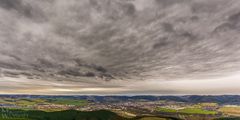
[1,0,240,95]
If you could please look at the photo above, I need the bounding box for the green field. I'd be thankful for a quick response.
[156,107,217,115]
[178,108,217,115]
[0,98,88,107]
[138,117,168,120]
[46,98,87,106]
[156,107,177,113]
[214,118,240,120]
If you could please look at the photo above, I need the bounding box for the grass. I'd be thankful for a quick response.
[16,99,36,106]
[178,108,217,115]
[0,98,88,107]
[156,107,177,113]
[0,98,15,105]
[139,117,167,120]
[156,107,217,115]
[215,117,240,120]
[113,110,136,118]
[199,103,218,107]
[46,98,88,106]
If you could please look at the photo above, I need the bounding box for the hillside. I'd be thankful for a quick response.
[0,109,178,120]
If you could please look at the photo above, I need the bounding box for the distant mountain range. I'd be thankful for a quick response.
[1,95,240,105]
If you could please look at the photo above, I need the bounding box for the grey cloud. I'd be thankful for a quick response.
[213,10,240,33]
[229,11,240,23]
[191,0,228,13]
[152,37,169,49]
[155,0,187,7]
[213,23,235,33]
[227,11,240,30]
[1,0,240,94]
[0,0,22,10]
[162,23,175,32]
[74,59,107,73]
[0,0,47,22]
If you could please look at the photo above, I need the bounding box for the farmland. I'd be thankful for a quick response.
[1,95,240,120]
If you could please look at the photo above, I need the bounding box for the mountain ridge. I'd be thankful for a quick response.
[1,95,240,105]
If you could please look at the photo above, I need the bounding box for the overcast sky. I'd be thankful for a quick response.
[1,0,240,95]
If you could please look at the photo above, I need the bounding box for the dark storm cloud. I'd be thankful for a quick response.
[0,0,22,10]
[1,0,240,94]
[155,0,186,7]
[0,0,47,22]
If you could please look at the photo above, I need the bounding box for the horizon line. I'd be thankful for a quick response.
[0,93,240,97]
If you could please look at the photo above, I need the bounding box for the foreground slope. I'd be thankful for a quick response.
[0,109,178,120]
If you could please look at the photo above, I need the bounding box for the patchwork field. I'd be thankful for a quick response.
[178,108,217,115]
[1,96,240,120]
[156,107,217,115]
[219,106,240,116]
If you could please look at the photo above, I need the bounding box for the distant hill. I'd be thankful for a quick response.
[86,95,240,105]
[183,95,240,104]
[1,95,240,105]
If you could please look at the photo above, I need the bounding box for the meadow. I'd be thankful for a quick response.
[156,107,217,115]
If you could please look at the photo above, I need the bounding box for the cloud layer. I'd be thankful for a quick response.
[1,0,240,94]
